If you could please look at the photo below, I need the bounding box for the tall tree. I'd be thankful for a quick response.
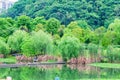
[59,36,80,61]
[46,18,60,35]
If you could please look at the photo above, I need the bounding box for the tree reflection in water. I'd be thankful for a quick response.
[0,64,120,80]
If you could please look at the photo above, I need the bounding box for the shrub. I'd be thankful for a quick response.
[107,46,120,63]
[0,39,10,55]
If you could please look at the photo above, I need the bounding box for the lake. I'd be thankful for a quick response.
[0,64,120,80]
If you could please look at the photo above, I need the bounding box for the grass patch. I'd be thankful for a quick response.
[47,60,56,62]
[0,57,16,63]
[89,63,120,68]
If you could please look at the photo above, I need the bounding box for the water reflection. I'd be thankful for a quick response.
[0,64,120,80]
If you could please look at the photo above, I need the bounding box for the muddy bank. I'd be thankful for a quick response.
[16,55,101,64]
[67,56,101,64]
[16,55,62,63]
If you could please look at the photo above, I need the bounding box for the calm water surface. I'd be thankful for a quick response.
[0,64,120,80]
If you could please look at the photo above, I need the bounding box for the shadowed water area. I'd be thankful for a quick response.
[0,64,120,80]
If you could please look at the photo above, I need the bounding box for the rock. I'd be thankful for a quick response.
[42,55,49,61]
[0,54,4,58]
[20,56,28,62]
[81,57,86,65]
[37,56,43,62]
[68,58,77,64]
[16,56,21,62]
[27,57,33,62]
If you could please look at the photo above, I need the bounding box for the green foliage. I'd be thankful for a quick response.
[101,19,120,47]
[0,37,6,42]
[53,34,60,45]
[101,31,116,47]
[108,19,120,33]
[3,0,120,28]
[32,30,53,55]
[21,36,35,56]
[58,25,65,37]
[6,17,15,26]
[4,0,34,18]
[46,18,60,35]
[16,15,34,32]
[77,20,91,29]
[67,21,79,29]
[79,43,87,56]
[7,30,28,53]
[87,43,98,56]
[0,18,15,38]
[106,45,120,63]
[33,16,46,25]
[71,27,85,42]
[107,19,120,45]
[59,36,80,61]
[64,21,89,43]
[21,30,53,56]
[91,27,106,44]
[52,34,61,56]
[0,57,16,63]
[35,23,45,32]
[90,63,120,68]
[0,39,10,55]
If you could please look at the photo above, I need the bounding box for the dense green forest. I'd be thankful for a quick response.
[0,15,120,62]
[0,0,120,63]
[2,0,120,28]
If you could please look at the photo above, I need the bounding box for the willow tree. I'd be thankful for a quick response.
[87,43,98,58]
[21,30,53,56]
[59,36,80,61]
[7,30,28,53]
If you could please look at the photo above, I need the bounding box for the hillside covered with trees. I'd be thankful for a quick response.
[2,0,120,28]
